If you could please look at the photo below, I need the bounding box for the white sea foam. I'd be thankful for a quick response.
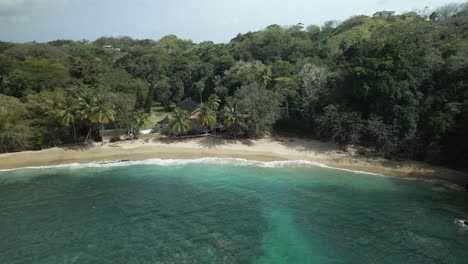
[419,179,466,191]
[454,219,468,230]
[0,158,355,172]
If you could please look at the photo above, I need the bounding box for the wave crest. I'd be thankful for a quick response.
[0,158,332,172]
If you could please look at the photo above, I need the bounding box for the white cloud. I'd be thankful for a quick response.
[0,0,70,17]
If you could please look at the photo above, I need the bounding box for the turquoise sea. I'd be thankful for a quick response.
[0,158,467,263]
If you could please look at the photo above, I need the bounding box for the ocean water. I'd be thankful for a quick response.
[0,158,467,264]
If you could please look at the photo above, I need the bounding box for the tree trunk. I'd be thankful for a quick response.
[85,127,92,143]
[100,123,104,146]
[72,123,77,143]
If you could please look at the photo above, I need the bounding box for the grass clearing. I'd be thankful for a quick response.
[143,102,172,129]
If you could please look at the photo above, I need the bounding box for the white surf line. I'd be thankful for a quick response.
[0,157,464,190]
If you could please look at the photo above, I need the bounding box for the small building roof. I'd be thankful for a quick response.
[178,98,199,113]
[158,116,170,125]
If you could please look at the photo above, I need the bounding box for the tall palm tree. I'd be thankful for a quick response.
[261,66,272,87]
[88,95,115,144]
[223,104,247,142]
[77,91,95,142]
[196,103,216,130]
[169,108,191,136]
[195,80,205,103]
[57,97,77,142]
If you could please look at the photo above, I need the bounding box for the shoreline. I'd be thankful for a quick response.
[0,136,467,187]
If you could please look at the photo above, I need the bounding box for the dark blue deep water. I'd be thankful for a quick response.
[0,159,467,263]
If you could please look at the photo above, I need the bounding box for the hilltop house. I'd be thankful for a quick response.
[373,11,395,17]
[103,45,121,52]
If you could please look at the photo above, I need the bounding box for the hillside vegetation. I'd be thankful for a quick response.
[0,3,467,170]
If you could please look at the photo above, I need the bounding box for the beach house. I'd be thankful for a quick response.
[158,98,224,135]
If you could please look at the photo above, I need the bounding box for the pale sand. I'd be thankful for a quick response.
[0,136,467,186]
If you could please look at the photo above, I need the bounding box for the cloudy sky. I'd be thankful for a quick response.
[0,0,464,43]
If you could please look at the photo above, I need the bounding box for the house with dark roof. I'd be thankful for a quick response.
[178,98,200,115]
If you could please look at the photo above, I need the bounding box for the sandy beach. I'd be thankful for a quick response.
[0,136,467,186]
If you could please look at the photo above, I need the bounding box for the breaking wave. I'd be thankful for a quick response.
[0,158,328,170]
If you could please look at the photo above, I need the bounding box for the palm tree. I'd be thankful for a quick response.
[77,91,94,142]
[223,104,247,142]
[88,95,116,144]
[57,97,77,142]
[131,110,149,135]
[169,108,191,136]
[261,66,272,87]
[196,103,216,131]
[206,94,221,111]
[194,80,205,103]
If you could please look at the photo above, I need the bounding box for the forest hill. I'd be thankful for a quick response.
[0,2,467,171]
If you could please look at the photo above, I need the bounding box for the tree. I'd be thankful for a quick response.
[135,85,145,110]
[223,61,272,92]
[87,92,116,144]
[315,104,364,146]
[206,94,221,111]
[169,108,191,136]
[154,76,173,108]
[273,77,299,117]
[430,3,466,21]
[229,84,282,137]
[70,58,100,85]
[144,83,154,113]
[261,66,272,87]
[57,96,78,142]
[196,103,217,130]
[25,89,67,147]
[131,110,150,136]
[0,95,32,152]
[298,63,327,107]
[222,104,247,142]
[194,79,205,103]
[4,58,69,97]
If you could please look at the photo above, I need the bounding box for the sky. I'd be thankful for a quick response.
[0,0,465,43]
